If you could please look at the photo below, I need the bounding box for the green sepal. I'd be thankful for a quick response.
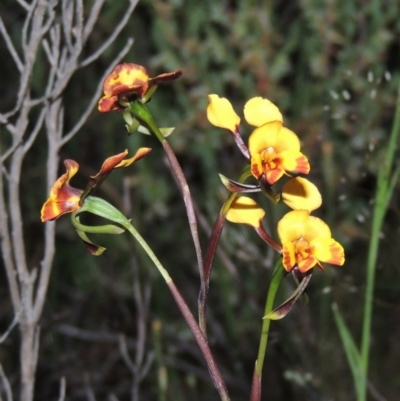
[75,229,106,256]
[264,271,312,320]
[219,174,261,193]
[142,84,158,103]
[129,101,164,142]
[76,196,131,229]
[71,215,125,234]
[123,110,141,134]
[138,125,175,138]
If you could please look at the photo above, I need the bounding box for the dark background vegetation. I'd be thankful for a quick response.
[1,0,400,400]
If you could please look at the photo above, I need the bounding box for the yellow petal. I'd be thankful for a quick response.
[226,196,265,227]
[304,216,332,241]
[279,151,310,175]
[312,238,345,266]
[282,242,296,271]
[244,97,283,127]
[282,177,322,211]
[248,121,282,155]
[275,127,301,152]
[277,210,309,244]
[207,94,240,133]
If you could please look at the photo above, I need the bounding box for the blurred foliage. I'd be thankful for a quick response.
[1,0,400,400]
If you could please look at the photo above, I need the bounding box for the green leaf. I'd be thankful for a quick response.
[332,303,362,398]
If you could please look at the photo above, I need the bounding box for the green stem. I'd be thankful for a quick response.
[123,221,230,401]
[358,76,400,401]
[255,259,286,377]
[129,101,204,304]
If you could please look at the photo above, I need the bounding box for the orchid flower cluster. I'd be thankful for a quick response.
[207,95,344,317]
[41,62,345,401]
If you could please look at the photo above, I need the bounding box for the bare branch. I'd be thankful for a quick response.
[118,334,136,375]
[0,364,13,401]
[79,0,138,68]
[0,15,23,72]
[74,0,84,55]
[56,324,137,347]
[84,375,97,401]
[0,310,21,343]
[82,0,107,42]
[57,377,66,401]
[15,0,30,11]
[61,37,134,146]
[61,0,74,53]
[22,108,46,154]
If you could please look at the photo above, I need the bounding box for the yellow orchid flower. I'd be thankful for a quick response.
[277,210,345,273]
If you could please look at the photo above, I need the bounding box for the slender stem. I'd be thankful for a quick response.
[124,222,230,401]
[129,101,204,297]
[358,77,400,401]
[199,170,252,334]
[255,259,285,377]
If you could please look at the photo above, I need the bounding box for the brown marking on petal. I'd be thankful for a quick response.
[98,95,122,112]
[150,70,183,85]
[265,166,284,185]
[82,149,151,202]
[326,243,345,265]
[294,155,310,174]
[297,255,317,273]
[111,83,149,97]
[83,241,105,255]
[115,147,152,168]
[83,150,129,199]
[250,162,262,179]
[41,160,82,221]
[103,63,150,98]
[282,248,294,272]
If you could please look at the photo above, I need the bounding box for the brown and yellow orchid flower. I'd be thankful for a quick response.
[207,95,311,198]
[41,148,151,255]
[41,148,151,221]
[98,63,182,113]
[278,209,345,273]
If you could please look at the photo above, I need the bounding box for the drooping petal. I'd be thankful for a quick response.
[98,95,121,112]
[226,196,265,227]
[81,148,152,202]
[279,150,310,174]
[265,272,312,319]
[219,174,261,193]
[150,70,183,85]
[41,160,83,222]
[244,97,283,127]
[115,147,152,168]
[312,237,345,266]
[75,228,106,256]
[207,95,240,133]
[282,177,322,211]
